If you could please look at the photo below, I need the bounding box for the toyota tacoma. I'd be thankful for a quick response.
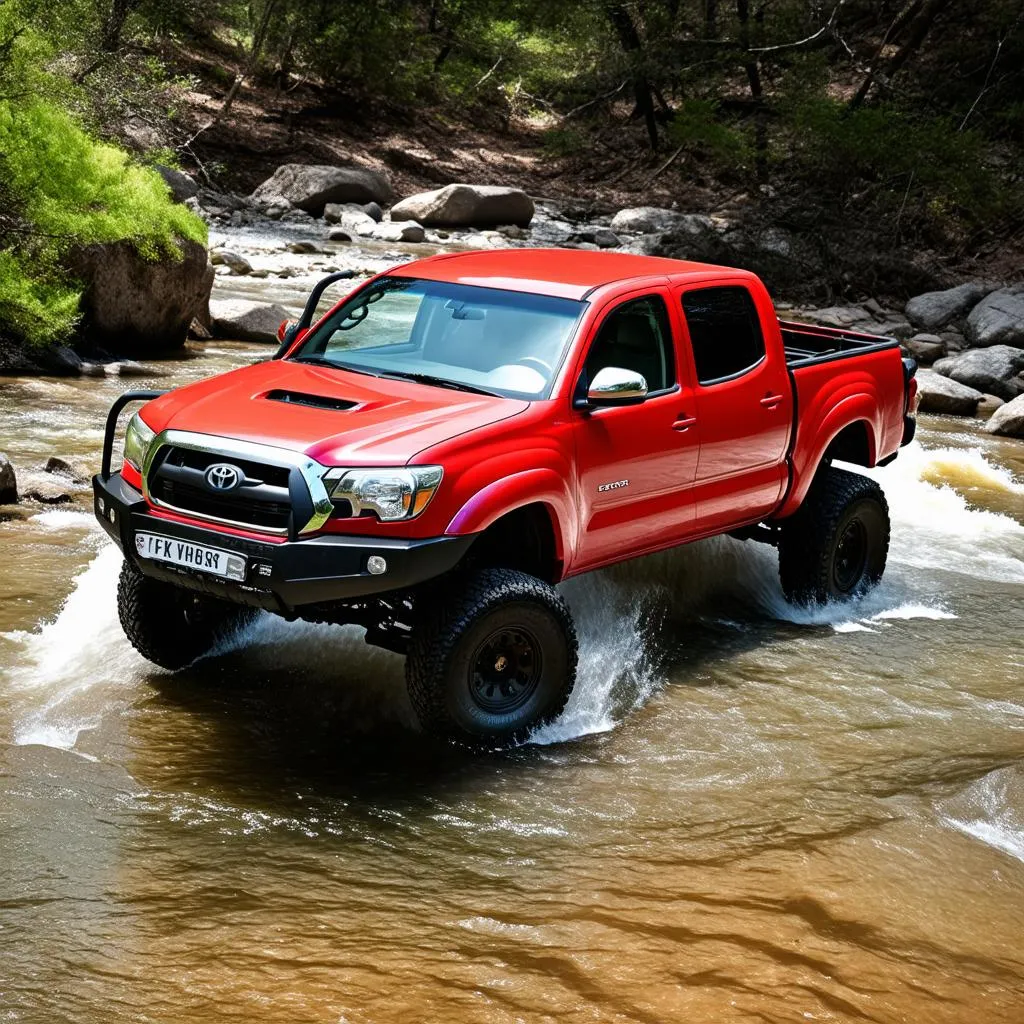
[94,250,918,745]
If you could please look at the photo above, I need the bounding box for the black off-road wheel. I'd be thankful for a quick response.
[406,568,578,747]
[117,559,255,670]
[778,466,890,606]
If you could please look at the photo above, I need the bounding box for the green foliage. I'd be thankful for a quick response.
[0,252,82,347]
[664,100,750,170]
[785,98,1009,230]
[0,14,206,350]
[542,126,587,157]
[0,97,205,256]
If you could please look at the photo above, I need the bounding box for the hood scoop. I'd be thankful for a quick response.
[265,389,358,412]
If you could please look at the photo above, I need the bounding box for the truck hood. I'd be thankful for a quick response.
[140,359,530,466]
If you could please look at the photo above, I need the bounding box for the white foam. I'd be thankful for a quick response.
[941,768,1024,865]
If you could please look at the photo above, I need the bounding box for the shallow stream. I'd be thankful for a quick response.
[2,263,1024,1022]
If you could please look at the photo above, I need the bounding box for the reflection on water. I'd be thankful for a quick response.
[2,345,1024,1022]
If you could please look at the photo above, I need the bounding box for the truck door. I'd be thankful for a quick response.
[675,282,792,530]
[571,291,700,571]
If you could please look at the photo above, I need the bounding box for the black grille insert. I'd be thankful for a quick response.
[150,446,294,532]
[265,390,357,412]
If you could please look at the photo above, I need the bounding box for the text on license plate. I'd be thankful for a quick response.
[135,533,247,581]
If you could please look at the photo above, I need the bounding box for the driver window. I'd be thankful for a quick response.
[584,295,675,393]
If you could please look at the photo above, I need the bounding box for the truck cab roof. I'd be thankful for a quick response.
[389,247,752,301]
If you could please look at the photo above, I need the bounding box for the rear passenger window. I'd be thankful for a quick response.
[682,286,765,384]
[585,295,675,393]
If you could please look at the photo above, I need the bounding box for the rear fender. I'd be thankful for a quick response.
[779,395,880,518]
[445,469,575,574]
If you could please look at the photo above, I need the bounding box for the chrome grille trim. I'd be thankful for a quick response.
[142,430,335,536]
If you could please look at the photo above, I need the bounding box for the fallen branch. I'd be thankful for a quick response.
[647,143,685,183]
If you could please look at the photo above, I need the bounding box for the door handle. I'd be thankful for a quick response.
[672,415,697,431]
[760,393,784,409]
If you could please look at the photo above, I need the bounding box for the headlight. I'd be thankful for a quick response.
[123,412,156,472]
[329,466,443,521]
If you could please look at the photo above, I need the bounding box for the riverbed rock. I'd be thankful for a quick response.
[915,369,983,415]
[372,221,426,243]
[66,238,214,355]
[964,288,1024,348]
[976,394,1004,419]
[155,164,199,204]
[44,456,89,484]
[211,250,252,275]
[251,164,394,217]
[905,283,987,331]
[0,454,17,504]
[209,299,291,344]
[933,346,1024,401]
[390,184,534,228]
[904,333,945,364]
[286,241,319,254]
[326,228,353,243]
[575,226,621,248]
[983,393,1024,437]
[610,207,711,235]
[326,205,377,236]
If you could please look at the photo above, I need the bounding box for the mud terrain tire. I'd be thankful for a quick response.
[407,568,578,747]
[117,559,254,669]
[778,467,890,605]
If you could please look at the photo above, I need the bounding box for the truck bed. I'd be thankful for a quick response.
[780,320,899,368]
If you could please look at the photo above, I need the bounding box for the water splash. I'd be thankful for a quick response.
[5,441,1022,752]
[940,767,1024,864]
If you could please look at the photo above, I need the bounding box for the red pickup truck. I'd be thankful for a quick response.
[94,249,917,746]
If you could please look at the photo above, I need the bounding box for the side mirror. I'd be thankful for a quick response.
[277,319,297,344]
[586,366,648,406]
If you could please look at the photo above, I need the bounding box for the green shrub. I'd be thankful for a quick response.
[0,98,205,259]
[0,252,82,348]
[664,100,751,170]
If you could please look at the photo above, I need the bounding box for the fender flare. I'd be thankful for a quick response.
[445,468,575,569]
[780,399,880,517]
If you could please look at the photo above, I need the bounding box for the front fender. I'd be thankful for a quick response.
[445,468,576,569]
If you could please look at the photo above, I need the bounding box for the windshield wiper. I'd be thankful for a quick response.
[378,371,502,397]
[291,356,383,378]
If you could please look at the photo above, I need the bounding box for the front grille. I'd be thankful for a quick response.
[148,444,294,533]
[161,447,291,488]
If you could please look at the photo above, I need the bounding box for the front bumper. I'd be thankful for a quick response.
[93,472,474,612]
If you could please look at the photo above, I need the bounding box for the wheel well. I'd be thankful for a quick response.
[467,504,560,583]
[824,421,873,468]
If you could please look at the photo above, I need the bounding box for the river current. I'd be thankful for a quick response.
[2,270,1024,1021]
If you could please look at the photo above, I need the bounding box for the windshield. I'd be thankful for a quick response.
[290,277,586,399]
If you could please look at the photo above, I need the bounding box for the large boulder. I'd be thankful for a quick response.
[390,184,534,228]
[964,288,1024,348]
[905,283,986,331]
[251,164,394,216]
[984,393,1024,438]
[915,370,983,415]
[933,346,1024,401]
[0,453,17,504]
[67,239,214,354]
[155,164,199,204]
[209,299,291,344]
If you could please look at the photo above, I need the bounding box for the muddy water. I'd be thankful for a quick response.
[2,336,1024,1023]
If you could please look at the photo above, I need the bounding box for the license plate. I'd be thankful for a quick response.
[135,533,247,581]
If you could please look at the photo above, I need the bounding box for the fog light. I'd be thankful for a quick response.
[98,498,106,515]
[108,508,117,524]
[367,555,387,576]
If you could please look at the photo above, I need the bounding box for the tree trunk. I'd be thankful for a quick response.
[218,0,280,120]
[606,2,658,149]
[736,0,767,179]
[98,0,140,52]
[849,0,951,109]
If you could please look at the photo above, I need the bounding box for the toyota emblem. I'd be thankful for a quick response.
[204,463,243,491]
